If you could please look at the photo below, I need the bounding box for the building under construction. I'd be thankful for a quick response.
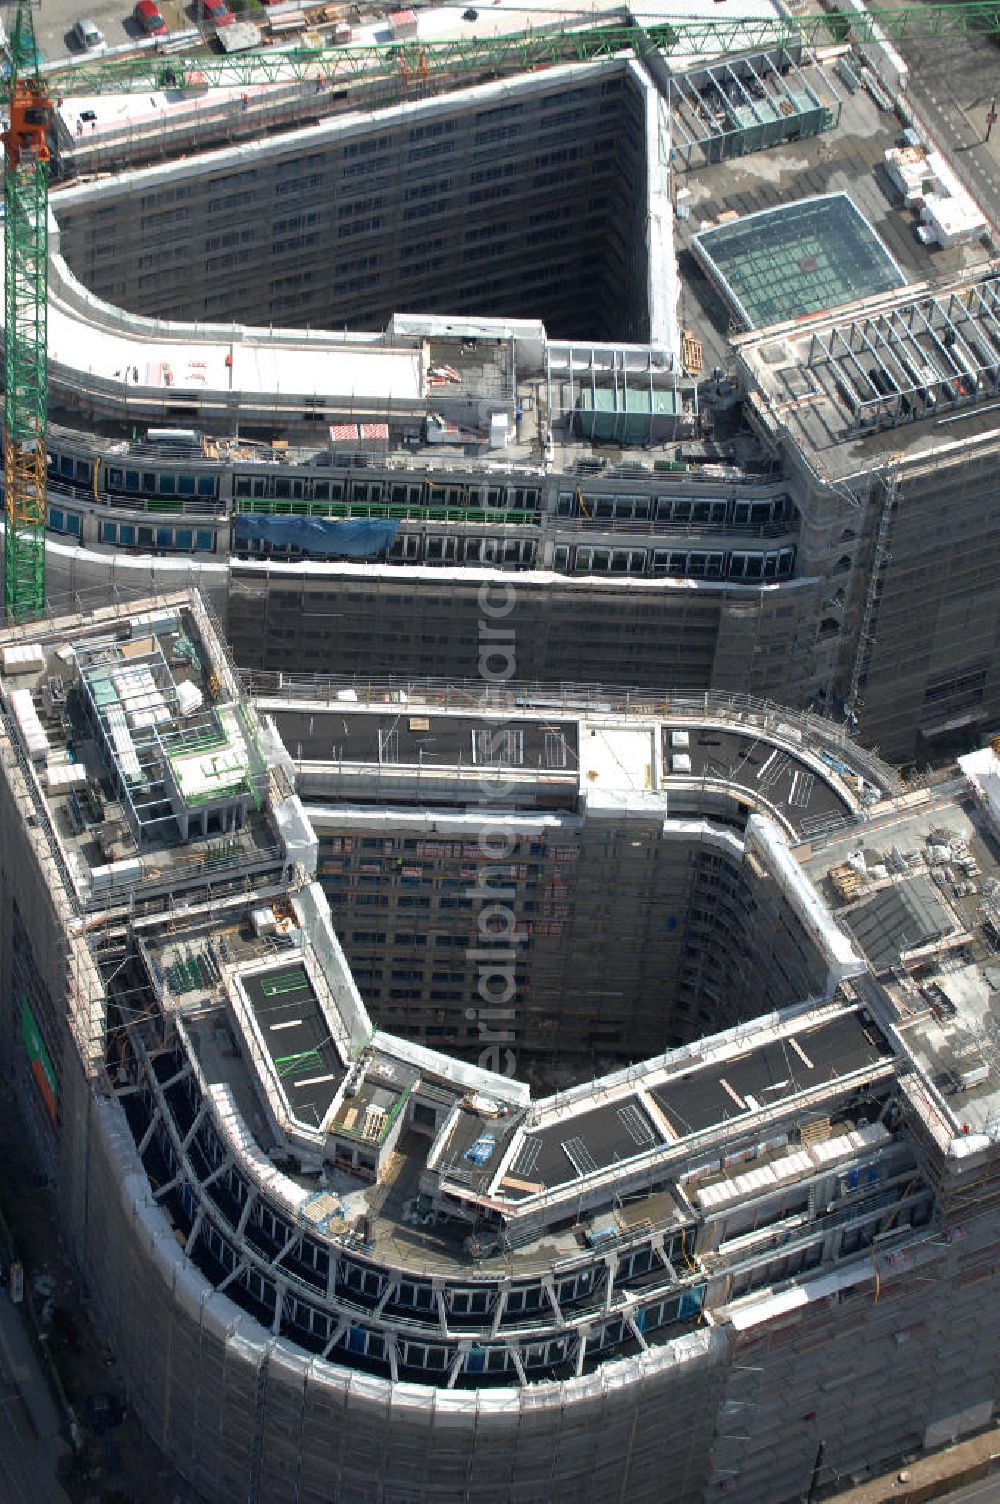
[3,589,1000,1503]
[10,4,996,763]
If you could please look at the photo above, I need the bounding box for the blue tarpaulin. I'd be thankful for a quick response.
[234,514,399,558]
[464,1132,496,1166]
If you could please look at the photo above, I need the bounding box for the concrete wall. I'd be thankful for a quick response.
[309,804,835,1082]
[82,1089,729,1504]
[54,63,652,345]
[847,446,1000,762]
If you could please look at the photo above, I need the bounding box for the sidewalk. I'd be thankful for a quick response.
[825,1424,1000,1504]
[0,1293,71,1503]
[0,1292,63,1442]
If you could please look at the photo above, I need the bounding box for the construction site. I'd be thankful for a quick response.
[1,1,1000,1500]
[0,1,987,761]
[0,588,998,1502]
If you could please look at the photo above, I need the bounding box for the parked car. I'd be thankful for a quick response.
[134,0,168,34]
[72,17,106,51]
[199,0,235,24]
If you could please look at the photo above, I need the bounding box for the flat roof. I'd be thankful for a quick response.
[738,270,1000,480]
[651,1010,892,1137]
[662,722,859,834]
[506,1095,664,1196]
[0,596,287,910]
[804,788,1000,1135]
[242,961,346,1128]
[270,706,579,772]
[435,1102,526,1192]
[843,875,957,972]
[693,193,906,330]
[40,245,425,410]
[674,75,990,373]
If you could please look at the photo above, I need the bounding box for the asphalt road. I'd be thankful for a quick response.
[894,12,1000,232]
[29,0,207,70]
[944,1476,1000,1504]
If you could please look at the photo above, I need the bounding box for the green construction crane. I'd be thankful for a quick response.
[3,3,50,624]
[5,1,1000,622]
[39,5,1000,93]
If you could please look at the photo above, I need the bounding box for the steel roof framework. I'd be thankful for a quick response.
[806,277,1000,433]
[667,47,842,171]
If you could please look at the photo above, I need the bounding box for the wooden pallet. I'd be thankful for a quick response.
[682,329,703,375]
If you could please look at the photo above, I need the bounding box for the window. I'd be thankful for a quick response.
[53,509,80,536]
[399,1281,435,1310]
[243,1267,273,1305]
[472,729,524,765]
[449,1288,491,1315]
[426,536,457,563]
[202,1222,237,1272]
[543,731,569,768]
[505,1287,543,1314]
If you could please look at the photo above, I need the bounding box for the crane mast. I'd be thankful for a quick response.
[3,3,50,623]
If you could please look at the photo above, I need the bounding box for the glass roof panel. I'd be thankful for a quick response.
[693,192,906,329]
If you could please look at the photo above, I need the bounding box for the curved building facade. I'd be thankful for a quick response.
[12,33,1000,763]
[2,590,1000,1503]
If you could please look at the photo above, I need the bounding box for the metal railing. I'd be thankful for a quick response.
[245,675,901,793]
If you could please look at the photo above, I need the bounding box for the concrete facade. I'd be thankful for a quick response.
[2,593,1000,1503]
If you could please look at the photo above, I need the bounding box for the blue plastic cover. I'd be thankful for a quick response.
[234,514,399,557]
[464,1132,496,1166]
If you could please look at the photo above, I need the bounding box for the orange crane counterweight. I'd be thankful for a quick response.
[4,81,52,169]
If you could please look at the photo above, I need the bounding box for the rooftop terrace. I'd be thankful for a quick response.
[676,69,991,376]
[0,594,312,912]
[803,777,1000,1138]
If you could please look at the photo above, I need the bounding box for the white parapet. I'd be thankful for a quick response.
[747,812,864,994]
